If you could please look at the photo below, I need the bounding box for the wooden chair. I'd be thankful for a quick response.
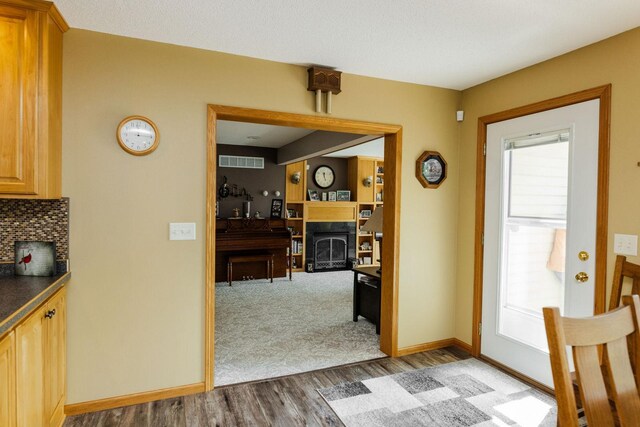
[543,295,640,426]
[609,255,640,311]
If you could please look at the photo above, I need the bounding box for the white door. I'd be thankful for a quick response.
[481,99,600,387]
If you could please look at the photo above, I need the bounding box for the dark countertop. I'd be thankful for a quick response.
[0,272,71,337]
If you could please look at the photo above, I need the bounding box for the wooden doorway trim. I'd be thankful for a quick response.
[471,85,611,357]
[205,105,403,390]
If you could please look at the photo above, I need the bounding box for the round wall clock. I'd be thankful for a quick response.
[313,165,335,189]
[416,151,447,188]
[117,115,159,156]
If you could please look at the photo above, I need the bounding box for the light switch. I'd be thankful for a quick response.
[169,223,196,241]
[614,233,638,256]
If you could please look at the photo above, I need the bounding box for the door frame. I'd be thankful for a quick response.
[471,85,611,358]
[205,104,403,390]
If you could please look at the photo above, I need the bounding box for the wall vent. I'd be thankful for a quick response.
[218,155,264,169]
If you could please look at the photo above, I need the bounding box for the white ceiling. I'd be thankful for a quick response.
[216,121,314,148]
[217,120,383,157]
[55,1,640,90]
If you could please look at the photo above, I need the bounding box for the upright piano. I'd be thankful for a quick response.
[215,218,292,283]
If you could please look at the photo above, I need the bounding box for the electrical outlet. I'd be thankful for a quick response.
[614,233,638,256]
[169,223,196,241]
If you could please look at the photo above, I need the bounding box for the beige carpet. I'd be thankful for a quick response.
[214,271,386,386]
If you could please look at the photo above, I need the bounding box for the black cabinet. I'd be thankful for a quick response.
[352,266,381,334]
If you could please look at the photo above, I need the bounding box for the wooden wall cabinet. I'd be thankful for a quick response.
[11,287,66,427]
[0,0,68,198]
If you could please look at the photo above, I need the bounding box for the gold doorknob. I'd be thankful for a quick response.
[578,251,589,261]
[575,272,589,283]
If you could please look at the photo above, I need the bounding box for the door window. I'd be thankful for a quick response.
[499,130,570,350]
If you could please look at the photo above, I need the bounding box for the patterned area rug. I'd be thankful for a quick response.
[215,271,386,386]
[318,358,558,426]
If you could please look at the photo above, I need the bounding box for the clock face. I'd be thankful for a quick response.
[117,116,159,155]
[422,158,443,183]
[314,165,335,189]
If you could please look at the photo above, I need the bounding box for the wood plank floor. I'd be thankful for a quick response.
[64,347,470,427]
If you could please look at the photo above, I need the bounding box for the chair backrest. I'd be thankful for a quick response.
[609,255,640,311]
[543,295,640,426]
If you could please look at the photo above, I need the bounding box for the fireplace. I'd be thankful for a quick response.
[314,233,348,270]
[306,222,356,272]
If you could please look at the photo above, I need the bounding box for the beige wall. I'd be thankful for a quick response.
[455,28,640,344]
[63,29,461,403]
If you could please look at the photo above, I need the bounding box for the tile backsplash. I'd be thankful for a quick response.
[0,198,69,262]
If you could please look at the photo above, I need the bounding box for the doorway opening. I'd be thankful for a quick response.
[205,105,403,390]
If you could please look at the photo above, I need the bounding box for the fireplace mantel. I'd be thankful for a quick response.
[304,202,357,223]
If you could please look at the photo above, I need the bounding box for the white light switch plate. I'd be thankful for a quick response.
[614,233,638,256]
[169,223,196,241]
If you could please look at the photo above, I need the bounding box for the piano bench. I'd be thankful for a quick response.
[227,254,274,286]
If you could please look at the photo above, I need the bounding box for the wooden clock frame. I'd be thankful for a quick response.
[416,151,447,188]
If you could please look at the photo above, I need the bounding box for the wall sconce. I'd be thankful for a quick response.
[363,175,373,187]
[291,171,301,184]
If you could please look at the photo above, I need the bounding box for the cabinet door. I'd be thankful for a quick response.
[0,332,16,427]
[0,5,38,195]
[45,289,66,427]
[16,306,45,427]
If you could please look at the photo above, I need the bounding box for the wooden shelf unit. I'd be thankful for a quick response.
[281,156,383,270]
[285,160,307,272]
[348,156,383,266]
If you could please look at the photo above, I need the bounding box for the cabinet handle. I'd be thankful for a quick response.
[44,309,56,319]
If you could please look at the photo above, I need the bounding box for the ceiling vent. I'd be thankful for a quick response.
[218,155,265,169]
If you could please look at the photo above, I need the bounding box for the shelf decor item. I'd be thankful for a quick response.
[15,241,56,276]
[416,151,447,188]
[308,190,320,201]
[328,191,337,201]
[270,199,283,219]
[336,190,351,201]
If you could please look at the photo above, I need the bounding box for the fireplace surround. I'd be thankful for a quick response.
[305,222,356,272]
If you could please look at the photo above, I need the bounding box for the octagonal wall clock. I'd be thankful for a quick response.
[416,151,447,188]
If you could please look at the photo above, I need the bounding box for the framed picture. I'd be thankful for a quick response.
[336,190,351,201]
[328,191,337,201]
[270,199,283,218]
[15,241,56,276]
[308,190,320,201]
[286,208,297,218]
[321,192,327,201]
[360,209,372,218]
[416,151,447,188]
